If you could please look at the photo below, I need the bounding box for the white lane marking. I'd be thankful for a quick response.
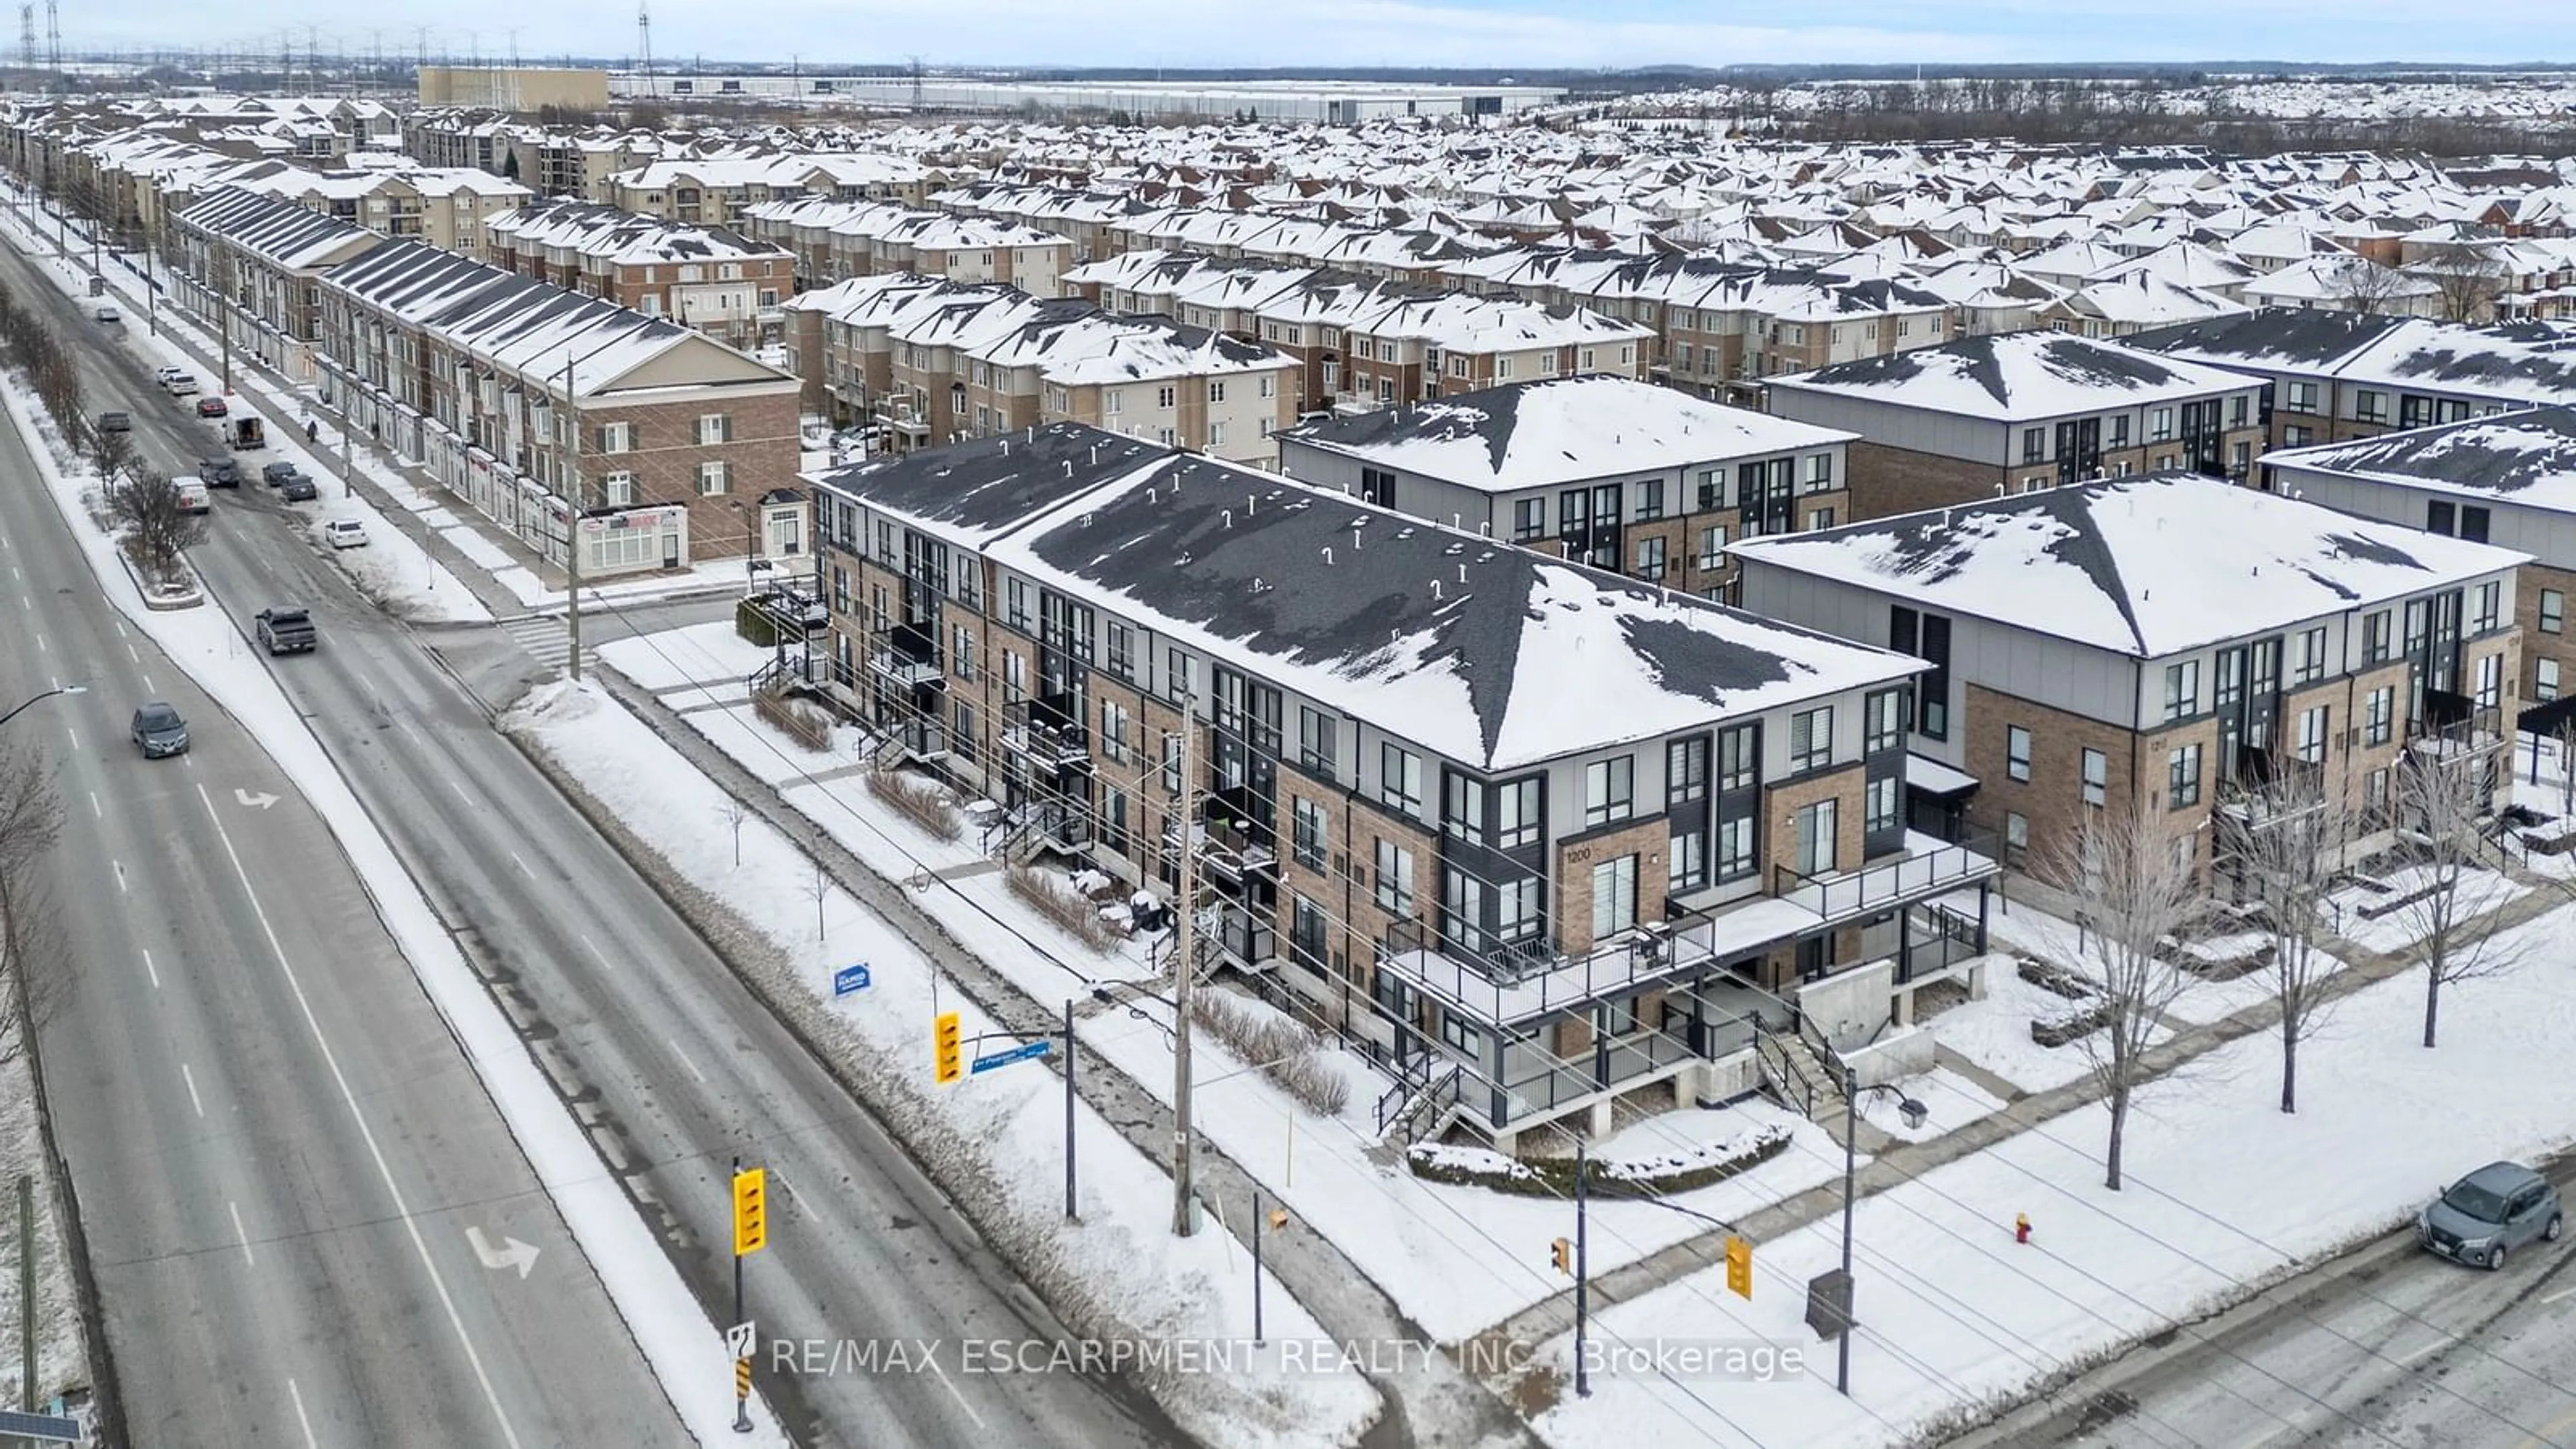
[113,618,125,638]
[397,720,425,745]
[2542,1284,2576,1305]
[142,674,154,694]
[192,782,525,1449]
[141,949,160,989]
[2396,1336,2453,1366]
[508,850,532,877]
[668,1039,707,1085]
[287,1378,319,1449]
[448,777,473,803]
[125,642,139,663]
[64,725,76,753]
[228,1201,256,1267]
[578,932,616,972]
[88,791,100,819]
[924,1349,985,1429]
[768,1167,800,1217]
[33,633,44,654]
[182,1063,204,1117]
[113,860,126,893]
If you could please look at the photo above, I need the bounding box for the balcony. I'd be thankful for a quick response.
[867,623,943,690]
[1001,696,1090,773]
[1777,829,2000,928]
[1161,811,1279,888]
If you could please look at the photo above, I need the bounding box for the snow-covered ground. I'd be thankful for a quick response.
[1533,896,2576,1449]
[0,1045,86,1413]
[1,374,794,1446]
[2327,862,2528,955]
[504,680,1381,1448]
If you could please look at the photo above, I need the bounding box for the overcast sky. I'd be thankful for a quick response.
[62,0,2570,70]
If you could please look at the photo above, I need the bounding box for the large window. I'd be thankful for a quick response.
[2366,686,2394,746]
[2081,748,2108,807]
[2473,581,2502,635]
[1495,778,1540,849]
[1299,707,1337,780]
[2006,726,2032,782]
[1717,724,1759,792]
[2167,744,2202,810]
[1291,798,1327,872]
[1864,690,1903,755]
[1793,800,1837,875]
[1442,772,1486,843]
[1496,875,1542,943]
[1668,737,1708,805]
[1584,756,1634,827]
[2475,653,2502,710]
[1381,744,1423,818]
[1789,707,1833,774]
[1865,775,1899,836]
[2540,659,2563,703]
[1373,840,1415,915]
[1590,855,1638,938]
[2294,627,2327,686]
[2544,590,2566,635]
[2363,609,2392,663]
[1716,815,1757,882]
[1670,830,1707,894]
[2164,660,2201,720]
[2296,705,2329,764]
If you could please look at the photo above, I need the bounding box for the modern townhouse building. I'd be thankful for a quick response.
[737,196,1077,296]
[782,272,955,422]
[810,423,2000,1146]
[1731,474,2528,868]
[1762,331,2269,521]
[1276,375,1857,602]
[1336,291,1654,409]
[2125,309,2576,450]
[971,311,1299,465]
[2262,405,2576,716]
[170,186,387,384]
[306,239,804,570]
[483,199,797,347]
[606,154,937,228]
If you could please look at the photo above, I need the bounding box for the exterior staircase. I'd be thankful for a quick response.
[1758,1025,1849,1125]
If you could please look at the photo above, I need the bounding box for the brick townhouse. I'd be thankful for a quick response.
[309,238,805,572]
[1338,290,1654,409]
[737,196,1077,296]
[808,422,2001,1148]
[483,199,797,347]
[171,186,387,385]
[783,273,977,425]
[1732,473,2528,869]
[2262,405,2576,718]
[1277,374,1856,604]
[2126,308,2576,450]
[1762,331,2269,522]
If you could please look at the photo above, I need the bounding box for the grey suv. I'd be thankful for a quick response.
[2419,1162,2562,1269]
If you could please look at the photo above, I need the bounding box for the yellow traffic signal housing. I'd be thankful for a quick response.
[1267,1208,1289,1232]
[1550,1236,1572,1276]
[732,1167,768,1257]
[933,1011,963,1085]
[1725,1235,1752,1299]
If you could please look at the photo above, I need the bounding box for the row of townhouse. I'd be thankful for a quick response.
[784,274,1297,464]
[604,153,945,225]
[482,199,798,347]
[172,186,806,574]
[737,195,1077,297]
[2126,308,2576,450]
[809,422,2004,1148]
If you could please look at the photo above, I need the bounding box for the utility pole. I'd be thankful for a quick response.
[561,347,584,679]
[1169,694,1199,1237]
[1574,1140,1591,1398]
[1063,996,1077,1222]
[1837,1063,1858,1396]
[17,1175,34,1411]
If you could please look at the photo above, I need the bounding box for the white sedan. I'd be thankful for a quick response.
[323,519,368,549]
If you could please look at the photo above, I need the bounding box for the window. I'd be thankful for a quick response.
[1161,732,1183,795]
[1793,800,1837,875]
[1106,622,1134,680]
[2108,414,2131,448]
[2006,726,2032,782]
[602,470,634,506]
[1807,453,1834,489]
[951,625,977,682]
[1513,498,1546,541]
[954,698,975,751]
[1638,479,1666,521]
[2475,653,2502,710]
[1715,814,1756,882]
[2428,500,2455,535]
[1866,774,1899,835]
[1496,778,1540,849]
[2296,706,2329,764]
[2285,381,2318,413]
[2163,660,2200,719]
[2081,747,2108,807]
[1590,855,1638,937]
[2473,580,2501,635]
[1717,724,1759,792]
[2543,590,2565,635]
[1164,647,1194,704]
[2363,610,2392,664]
[1440,1011,1481,1058]
[2461,506,2491,544]
[1155,384,1176,409]
[2004,810,2029,865]
[1864,690,1903,755]
[1292,798,1327,871]
[1668,737,1708,806]
[2355,388,2387,423]
[1583,756,1634,827]
[1670,830,1707,893]
[697,460,729,495]
[1697,523,1727,572]
[2167,744,2202,809]
[1298,707,1337,779]
[1207,379,1226,404]
[1497,875,1542,942]
[1442,772,1486,843]
[1889,606,1951,739]
[1373,840,1415,916]
[1006,579,1031,631]
[2021,427,2045,464]
[2365,686,2394,746]
[1633,535,1666,581]
[1807,506,1835,531]
[1099,700,1130,764]
[1789,707,1833,774]
[1003,650,1026,704]
[2540,659,2562,703]
[2294,626,2328,685]
[2150,406,2175,441]
[596,420,634,453]
[1381,744,1423,818]
[694,413,733,445]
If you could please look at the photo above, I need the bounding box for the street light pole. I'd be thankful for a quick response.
[0,684,86,731]
[1574,1138,1591,1399]
[1838,1065,1857,1395]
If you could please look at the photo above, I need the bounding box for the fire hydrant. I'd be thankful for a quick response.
[2015,1212,2033,1245]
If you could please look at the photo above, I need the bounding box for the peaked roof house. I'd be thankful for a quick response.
[1761,331,2269,521]
[1731,474,2529,871]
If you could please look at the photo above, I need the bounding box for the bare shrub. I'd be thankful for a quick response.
[864,767,960,841]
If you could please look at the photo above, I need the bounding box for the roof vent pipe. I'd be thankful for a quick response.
[1431,579,1444,599]
[1322,546,1334,564]
[1223,508,1233,528]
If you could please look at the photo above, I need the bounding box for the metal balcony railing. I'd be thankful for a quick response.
[1776,830,2000,925]
[1001,697,1091,771]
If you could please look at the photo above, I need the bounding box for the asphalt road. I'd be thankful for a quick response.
[1947,1158,2576,1449]
[0,380,686,1441]
[3,214,1185,1448]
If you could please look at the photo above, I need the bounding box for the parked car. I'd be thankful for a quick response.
[278,475,318,503]
[261,462,302,487]
[197,396,229,419]
[197,458,239,488]
[2420,1163,2563,1269]
[256,606,317,655]
[129,702,189,758]
[176,478,210,515]
[96,411,131,434]
[323,518,368,549]
[155,366,189,388]
[164,373,200,397]
[94,304,120,325]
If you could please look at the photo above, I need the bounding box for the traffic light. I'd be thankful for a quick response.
[1725,1235,1752,1300]
[732,1166,768,1257]
[933,1011,963,1085]
[1550,1236,1572,1276]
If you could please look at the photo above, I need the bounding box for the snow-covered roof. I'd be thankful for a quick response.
[2266,405,2576,513]
[177,186,384,270]
[1766,332,2257,424]
[1730,472,2528,659]
[816,423,1919,770]
[1279,375,1856,493]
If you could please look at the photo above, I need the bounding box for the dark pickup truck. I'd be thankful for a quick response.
[255,606,317,655]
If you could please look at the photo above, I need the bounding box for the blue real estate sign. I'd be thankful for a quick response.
[971,1040,1051,1075]
[833,963,871,996]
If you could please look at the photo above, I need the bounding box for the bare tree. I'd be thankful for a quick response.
[718,796,750,867]
[2213,767,2351,1114]
[2332,256,2419,317]
[105,465,205,579]
[2417,241,2509,325]
[2388,734,2522,1049]
[87,419,132,487]
[0,741,65,1071]
[2041,800,2208,1190]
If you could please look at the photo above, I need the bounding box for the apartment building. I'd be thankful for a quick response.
[233,166,533,258]
[1762,331,2269,521]
[304,239,804,572]
[1277,375,1856,602]
[2125,309,2576,450]
[810,423,2000,1146]
[2263,406,2576,715]
[1731,474,2527,867]
[170,186,388,384]
[483,199,796,346]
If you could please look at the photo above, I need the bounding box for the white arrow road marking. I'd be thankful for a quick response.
[466,1225,541,1280]
[234,788,279,810]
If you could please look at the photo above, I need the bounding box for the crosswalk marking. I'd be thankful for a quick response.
[498,614,588,676]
